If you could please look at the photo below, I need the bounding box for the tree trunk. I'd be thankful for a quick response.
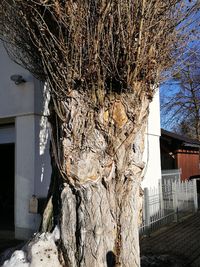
[45,88,150,267]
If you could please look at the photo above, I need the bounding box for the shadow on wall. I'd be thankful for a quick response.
[35,83,51,197]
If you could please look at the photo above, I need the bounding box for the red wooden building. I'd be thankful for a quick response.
[160,129,200,181]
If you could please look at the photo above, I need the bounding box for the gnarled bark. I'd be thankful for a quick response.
[46,88,149,267]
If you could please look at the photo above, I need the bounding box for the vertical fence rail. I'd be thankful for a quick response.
[193,179,198,212]
[172,181,178,222]
[140,178,198,236]
[143,188,150,232]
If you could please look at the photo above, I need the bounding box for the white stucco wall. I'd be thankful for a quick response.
[15,115,41,238]
[0,41,51,239]
[142,89,162,189]
[0,43,35,118]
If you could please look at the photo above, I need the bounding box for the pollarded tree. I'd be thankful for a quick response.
[0,1,199,266]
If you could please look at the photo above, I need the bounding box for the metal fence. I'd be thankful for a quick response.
[161,169,181,182]
[140,179,198,235]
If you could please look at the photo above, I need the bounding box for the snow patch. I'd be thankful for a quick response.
[2,251,29,267]
[1,227,62,267]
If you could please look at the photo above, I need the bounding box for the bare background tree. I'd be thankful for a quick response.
[0,1,200,266]
[161,49,200,141]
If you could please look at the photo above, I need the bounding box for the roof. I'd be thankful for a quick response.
[161,129,200,148]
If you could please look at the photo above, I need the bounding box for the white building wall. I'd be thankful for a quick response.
[0,43,35,118]
[0,41,51,239]
[15,115,41,239]
[142,89,162,189]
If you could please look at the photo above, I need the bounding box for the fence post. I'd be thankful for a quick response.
[144,187,150,233]
[185,181,188,209]
[193,179,198,212]
[158,179,164,216]
[172,181,178,222]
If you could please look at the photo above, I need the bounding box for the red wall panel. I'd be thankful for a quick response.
[176,150,200,180]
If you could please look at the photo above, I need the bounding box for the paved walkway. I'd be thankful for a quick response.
[140,212,200,267]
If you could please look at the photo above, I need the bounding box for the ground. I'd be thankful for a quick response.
[140,211,200,267]
[1,212,200,266]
